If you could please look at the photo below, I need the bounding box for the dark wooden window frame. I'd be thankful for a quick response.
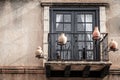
[49,7,100,61]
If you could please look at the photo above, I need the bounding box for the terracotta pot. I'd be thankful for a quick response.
[58,33,67,45]
[92,27,100,40]
[109,39,118,49]
[35,46,43,58]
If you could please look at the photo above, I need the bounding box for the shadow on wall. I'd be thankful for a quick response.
[0,0,40,31]
[0,1,6,16]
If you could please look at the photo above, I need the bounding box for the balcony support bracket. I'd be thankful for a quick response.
[64,65,71,77]
[100,65,110,78]
[45,65,51,77]
[82,65,91,77]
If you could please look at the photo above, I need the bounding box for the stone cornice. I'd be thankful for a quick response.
[0,66,44,74]
[110,69,120,75]
[0,66,119,74]
[41,2,109,7]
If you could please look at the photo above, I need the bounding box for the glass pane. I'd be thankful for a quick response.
[86,34,93,41]
[86,24,92,31]
[64,24,71,31]
[86,42,93,49]
[56,41,60,49]
[56,14,63,22]
[56,23,63,31]
[87,51,93,60]
[64,14,71,22]
[61,51,71,60]
[78,51,82,60]
[78,34,85,41]
[78,42,85,49]
[63,42,71,50]
[55,34,59,41]
[86,14,92,22]
[77,14,84,22]
[77,24,85,31]
[66,34,71,41]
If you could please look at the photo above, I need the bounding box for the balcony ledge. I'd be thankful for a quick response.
[45,61,111,71]
[45,61,112,65]
[45,61,111,77]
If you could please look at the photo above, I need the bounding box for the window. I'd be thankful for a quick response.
[49,7,100,61]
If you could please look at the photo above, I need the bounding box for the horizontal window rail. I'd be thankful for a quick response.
[48,33,108,61]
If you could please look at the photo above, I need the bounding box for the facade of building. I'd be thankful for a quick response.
[0,0,120,80]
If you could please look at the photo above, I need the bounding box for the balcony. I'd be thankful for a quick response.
[45,33,112,78]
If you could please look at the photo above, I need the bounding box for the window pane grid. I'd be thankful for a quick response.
[50,8,100,61]
[76,13,93,32]
[55,13,72,32]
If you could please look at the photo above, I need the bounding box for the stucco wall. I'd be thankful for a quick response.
[0,0,43,66]
[106,0,120,69]
[0,74,119,80]
[0,0,120,80]
[0,74,46,80]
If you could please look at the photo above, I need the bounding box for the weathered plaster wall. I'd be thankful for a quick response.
[0,74,46,80]
[106,0,120,69]
[105,75,120,80]
[0,74,119,80]
[0,0,43,66]
[0,0,120,80]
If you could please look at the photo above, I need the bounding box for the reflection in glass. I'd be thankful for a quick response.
[60,51,71,60]
[86,14,92,22]
[64,15,71,22]
[77,24,85,31]
[86,34,92,41]
[56,14,63,22]
[63,42,71,49]
[78,42,85,49]
[87,51,93,60]
[56,23,63,31]
[78,34,85,41]
[86,42,93,49]
[77,14,84,22]
[56,41,60,49]
[64,24,71,31]
[78,51,82,60]
[66,34,71,41]
[86,24,92,31]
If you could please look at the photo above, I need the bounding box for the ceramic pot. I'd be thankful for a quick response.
[109,39,118,49]
[58,33,67,45]
[92,27,100,40]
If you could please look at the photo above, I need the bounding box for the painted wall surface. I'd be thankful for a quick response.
[0,74,46,80]
[0,0,43,66]
[106,0,120,69]
[0,74,119,80]
[0,0,120,80]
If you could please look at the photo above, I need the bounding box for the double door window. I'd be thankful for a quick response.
[49,8,100,61]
